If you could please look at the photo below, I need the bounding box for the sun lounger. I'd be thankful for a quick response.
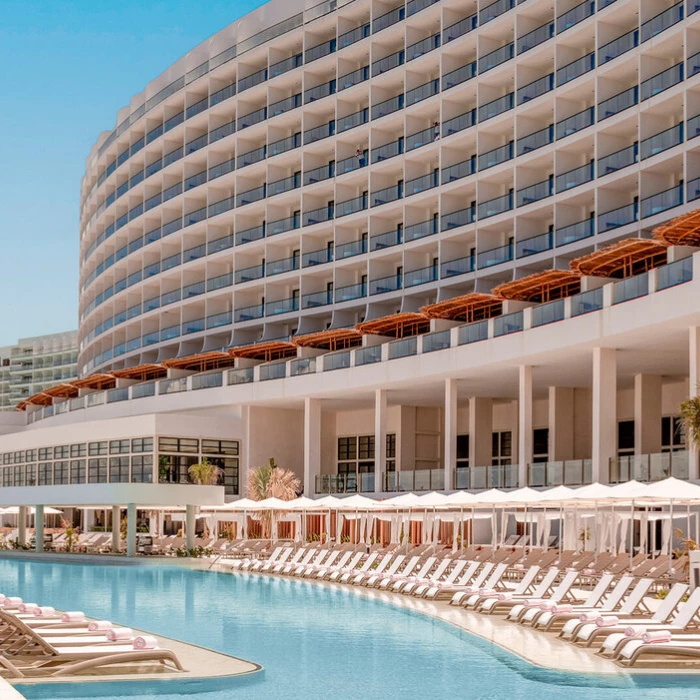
[398,558,450,594]
[314,551,354,579]
[318,551,360,580]
[424,561,480,600]
[335,552,378,582]
[476,566,543,614]
[506,570,576,623]
[449,563,496,606]
[294,550,330,577]
[460,563,511,609]
[363,555,406,587]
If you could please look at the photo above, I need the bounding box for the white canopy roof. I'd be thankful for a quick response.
[314,495,343,507]
[282,496,320,511]
[415,491,449,507]
[638,477,700,503]
[335,494,382,510]
[472,489,516,505]
[502,487,543,505]
[536,486,577,503]
[570,483,615,501]
[2,506,63,515]
[443,491,480,506]
[383,493,423,507]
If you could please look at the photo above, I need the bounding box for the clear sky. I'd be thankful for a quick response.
[0,0,264,347]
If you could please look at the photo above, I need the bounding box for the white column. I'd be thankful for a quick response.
[186,504,196,551]
[374,389,387,494]
[592,347,617,484]
[303,398,321,497]
[240,405,251,498]
[126,503,137,557]
[444,378,457,491]
[548,387,574,462]
[35,505,44,553]
[18,506,27,546]
[112,505,121,553]
[690,327,700,479]
[518,365,533,488]
[634,374,662,456]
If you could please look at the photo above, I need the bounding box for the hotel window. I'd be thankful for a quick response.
[70,444,87,458]
[13,465,24,486]
[457,435,469,468]
[662,416,685,452]
[386,434,396,472]
[54,461,69,485]
[38,448,51,461]
[158,437,199,454]
[109,457,130,482]
[13,452,23,464]
[337,434,396,476]
[109,440,130,455]
[53,445,69,460]
[131,455,153,483]
[89,441,108,456]
[25,450,36,463]
[131,437,153,453]
[202,439,239,456]
[533,429,549,463]
[88,458,108,483]
[205,456,240,495]
[25,464,36,486]
[492,432,512,466]
[2,468,12,488]
[617,421,635,457]
[38,463,53,486]
[70,460,86,484]
[157,455,198,484]
[2,454,9,466]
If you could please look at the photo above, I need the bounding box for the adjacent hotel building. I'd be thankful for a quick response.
[4,0,700,513]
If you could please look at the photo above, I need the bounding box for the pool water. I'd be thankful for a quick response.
[0,559,694,699]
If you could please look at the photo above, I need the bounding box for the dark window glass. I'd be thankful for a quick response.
[13,465,24,486]
[70,460,86,484]
[70,444,87,458]
[54,461,69,484]
[131,455,153,483]
[110,457,130,482]
[131,438,154,453]
[89,441,108,456]
[618,420,635,455]
[54,445,69,459]
[457,434,470,464]
[533,428,549,458]
[25,464,36,486]
[110,440,130,455]
[88,458,108,483]
[38,463,53,486]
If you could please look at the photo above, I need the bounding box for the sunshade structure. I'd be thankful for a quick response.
[570,238,668,278]
[161,352,236,372]
[228,341,297,362]
[71,374,117,391]
[356,313,430,338]
[420,293,502,323]
[42,383,80,400]
[653,207,700,246]
[492,270,582,303]
[111,364,167,381]
[292,328,363,351]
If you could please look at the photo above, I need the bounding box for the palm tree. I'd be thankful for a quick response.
[680,388,700,456]
[247,458,300,538]
[188,458,223,485]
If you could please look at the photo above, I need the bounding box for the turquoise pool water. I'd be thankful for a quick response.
[0,559,694,699]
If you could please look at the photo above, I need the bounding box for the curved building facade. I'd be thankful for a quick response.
[4,0,700,518]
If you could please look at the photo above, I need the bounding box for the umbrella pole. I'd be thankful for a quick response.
[669,499,674,575]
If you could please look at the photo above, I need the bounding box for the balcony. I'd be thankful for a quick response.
[302,289,333,309]
[641,2,684,42]
[556,217,594,246]
[516,231,553,258]
[556,107,594,139]
[304,162,334,186]
[442,62,476,90]
[610,451,689,483]
[324,351,351,371]
[336,193,368,218]
[441,205,475,231]
[613,272,649,304]
[517,125,553,156]
[228,367,254,385]
[407,33,440,61]
[441,255,475,279]
[234,303,264,322]
[493,311,523,337]
[405,171,439,197]
[334,282,367,303]
[478,192,513,219]
[478,92,514,121]
[528,460,592,487]
[443,14,477,43]
[641,185,683,219]
[404,265,438,287]
[372,50,405,77]
[266,255,299,276]
[269,93,301,116]
[355,345,382,366]
[657,256,693,290]
[303,204,334,226]
[371,228,402,251]
[337,108,369,133]
[556,0,594,32]
[372,94,404,121]
[290,357,316,376]
[598,86,638,120]
[517,73,553,104]
[304,80,336,104]
[302,247,333,267]
[265,296,299,316]
[478,142,513,170]
[304,121,335,145]
[260,362,287,381]
[478,241,513,269]
[556,162,594,192]
[598,143,638,176]
[458,319,489,345]
[557,53,595,87]
[338,65,369,91]
[372,138,404,163]
[641,123,683,160]
[371,183,403,208]
[640,63,684,101]
[532,299,565,327]
[571,287,604,317]
[598,202,638,230]
[335,238,367,259]
[443,109,477,137]
[422,329,451,353]
[384,469,444,492]
[517,177,553,207]
[405,217,439,242]
[479,43,514,73]
[316,473,374,494]
[518,21,554,54]
[442,157,476,183]
[235,264,265,284]
[370,273,402,295]
[454,464,518,490]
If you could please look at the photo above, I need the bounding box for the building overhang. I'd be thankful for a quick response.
[421,293,502,322]
[162,352,237,372]
[292,328,363,351]
[570,238,668,278]
[229,341,297,361]
[356,312,430,338]
[654,208,700,247]
[492,270,582,303]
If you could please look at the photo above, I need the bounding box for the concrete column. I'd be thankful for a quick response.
[240,405,251,498]
[690,327,700,479]
[186,504,196,551]
[518,366,533,488]
[548,387,575,461]
[18,506,27,547]
[126,503,137,557]
[592,347,617,483]
[303,398,321,497]
[444,379,458,490]
[634,374,662,456]
[374,389,387,494]
[468,397,493,469]
[112,505,121,553]
[34,505,44,553]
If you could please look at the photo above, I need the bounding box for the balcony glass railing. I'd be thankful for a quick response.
[517,73,554,104]
[192,372,223,390]
[598,143,638,176]
[302,289,333,309]
[641,185,683,219]
[556,52,595,86]
[478,242,513,269]
[406,79,440,105]
[610,451,689,484]
[641,2,684,42]
[371,94,404,120]
[370,274,402,295]
[516,231,553,258]
[517,21,554,54]
[441,255,475,279]
[336,150,368,176]
[599,28,639,64]
[556,0,594,33]
[303,204,334,226]
[405,217,439,242]
[556,218,594,246]
[408,33,441,61]
[304,80,336,104]
[422,330,451,353]
[337,108,369,134]
[517,125,553,155]
[641,123,683,160]
[517,178,553,206]
[478,192,513,219]
[235,264,265,284]
[304,121,335,144]
[269,93,301,115]
[268,214,300,236]
[388,337,418,359]
[355,345,382,366]
[556,107,594,139]
[598,85,638,120]
[405,126,434,152]
[479,43,515,73]
[478,93,514,121]
[478,142,513,170]
[456,464,518,490]
[571,287,603,316]
[442,62,476,90]
[227,367,254,385]
[372,50,405,77]
[640,63,684,101]
[556,162,594,192]
[373,5,405,32]
[371,228,402,250]
[338,23,370,49]
[442,157,476,183]
[269,133,301,157]
[658,255,693,290]
[598,201,638,230]
[528,460,592,487]
[443,14,477,43]
[234,304,264,322]
[336,193,368,217]
[324,351,351,371]
[304,162,334,186]
[532,299,565,327]
[334,282,367,303]
[441,206,476,231]
[405,171,439,197]
[688,50,700,78]
[266,297,299,316]
[371,184,403,207]
[335,238,367,259]
[338,65,369,91]
[290,357,316,377]
[266,256,299,276]
[494,312,523,337]
[302,247,333,267]
[206,311,232,329]
[260,362,287,381]
[480,0,514,25]
[443,109,477,137]
[182,317,205,335]
[404,265,438,287]
[613,272,649,304]
[371,138,404,163]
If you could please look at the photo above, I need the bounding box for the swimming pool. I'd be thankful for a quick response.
[0,558,696,699]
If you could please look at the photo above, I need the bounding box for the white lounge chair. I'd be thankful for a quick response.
[449,563,496,606]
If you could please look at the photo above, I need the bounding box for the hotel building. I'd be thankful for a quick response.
[4,0,700,529]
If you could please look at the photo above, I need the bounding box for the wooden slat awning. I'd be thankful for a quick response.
[492,270,582,303]
[24,392,54,407]
[653,208,700,247]
[570,238,669,278]
[111,364,167,381]
[15,401,28,412]
[229,341,297,362]
[42,383,80,400]
[421,294,502,323]
[162,352,237,372]
[292,328,363,351]
[71,373,117,390]
[356,312,430,338]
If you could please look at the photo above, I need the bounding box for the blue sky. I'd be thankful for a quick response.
[0,0,264,346]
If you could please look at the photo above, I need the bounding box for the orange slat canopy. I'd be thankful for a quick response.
[570,238,668,278]
[161,352,236,372]
[71,373,117,390]
[111,364,167,381]
[421,293,502,322]
[228,341,297,362]
[292,328,363,351]
[492,270,582,303]
[356,312,430,338]
[653,208,700,247]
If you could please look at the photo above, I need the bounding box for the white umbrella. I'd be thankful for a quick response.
[0,506,63,515]
[335,495,382,510]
